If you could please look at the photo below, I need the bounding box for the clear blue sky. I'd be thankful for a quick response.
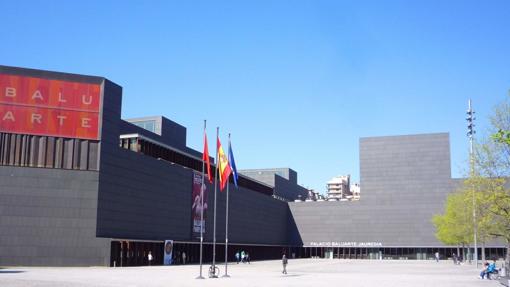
[2,1,509,193]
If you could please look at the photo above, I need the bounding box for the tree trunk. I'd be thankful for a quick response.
[468,244,472,263]
[462,243,466,262]
[481,242,486,262]
[506,243,510,276]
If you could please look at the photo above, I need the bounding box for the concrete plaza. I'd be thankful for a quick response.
[0,259,501,287]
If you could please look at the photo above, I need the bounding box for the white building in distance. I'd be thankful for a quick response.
[326,175,352,199]
[351,182,360,201]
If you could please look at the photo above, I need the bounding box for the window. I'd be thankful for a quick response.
[132,120,156,133]
[119,137,273,196]
[0,132,99,171]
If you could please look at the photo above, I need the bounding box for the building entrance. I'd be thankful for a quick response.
[109,240,293,267]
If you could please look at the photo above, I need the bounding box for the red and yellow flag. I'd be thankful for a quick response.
[203,131,212,183]
[217,137,232,191]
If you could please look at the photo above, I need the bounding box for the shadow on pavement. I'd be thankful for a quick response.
[499,275,509,286]
[0,270,25,274]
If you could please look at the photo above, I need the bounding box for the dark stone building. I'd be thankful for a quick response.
[0,65,504,266]
[240,168,309,201]
[288,134,505,260]
[0,65,291,266]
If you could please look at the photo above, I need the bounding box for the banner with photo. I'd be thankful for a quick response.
[192,171,208,238]
[163,240,173,265]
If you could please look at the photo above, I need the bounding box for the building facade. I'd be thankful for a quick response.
[0,65,504,266]
[289,133,504,260]
[351,183,360,200]
[240,168,309,201]
[326,175,352,200]
[0,66,293,266]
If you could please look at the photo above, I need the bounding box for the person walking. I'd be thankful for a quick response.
[235,251,240,264]
[182,251,186,265]
[148,251,153,266]
[435,251,440,262]
[282,254,288,274]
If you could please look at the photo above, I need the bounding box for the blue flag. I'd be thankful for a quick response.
[228,138,238,188]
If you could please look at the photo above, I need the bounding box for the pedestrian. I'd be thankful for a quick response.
[235,251,240,264]
[164,241,173,265]
[282,254,288,274]
[182,251,186,265]
[434,251,439,262]
[479,261,490,279]
[246,252,250,264]
[452,253,457,265]
[175,251,180,264]
[486,260,497,279]
[241,250,246,263]
[148,251,153,266]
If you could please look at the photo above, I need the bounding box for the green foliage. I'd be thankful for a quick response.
[463,176,508,242]
[478,179,510,240]
[492,129,510,146]
[433,191,472,245]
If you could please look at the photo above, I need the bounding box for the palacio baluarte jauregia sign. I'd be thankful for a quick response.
[309,241,383,247]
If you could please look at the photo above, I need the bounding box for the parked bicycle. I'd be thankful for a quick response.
[208,265,220,278]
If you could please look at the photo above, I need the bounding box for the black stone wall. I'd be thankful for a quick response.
[0,166,109,266]
[289,133,457,247]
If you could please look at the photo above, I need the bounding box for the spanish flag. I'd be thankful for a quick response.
[217,136,232,191]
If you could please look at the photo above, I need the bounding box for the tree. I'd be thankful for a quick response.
[491,93,510,147]
[472,96,510,270]
[463,175,504,261]
[434,95,510,267]
[433,190,473,259]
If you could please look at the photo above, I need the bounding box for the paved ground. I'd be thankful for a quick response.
[0,259,503,287]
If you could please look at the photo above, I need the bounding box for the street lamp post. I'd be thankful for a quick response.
[466,99,477,267]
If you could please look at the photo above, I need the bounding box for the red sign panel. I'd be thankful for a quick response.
[0,74,102,140]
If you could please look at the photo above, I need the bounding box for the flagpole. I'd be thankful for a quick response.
[222,133,231,278]
[211,126,219,278]
[196,120,206,279]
